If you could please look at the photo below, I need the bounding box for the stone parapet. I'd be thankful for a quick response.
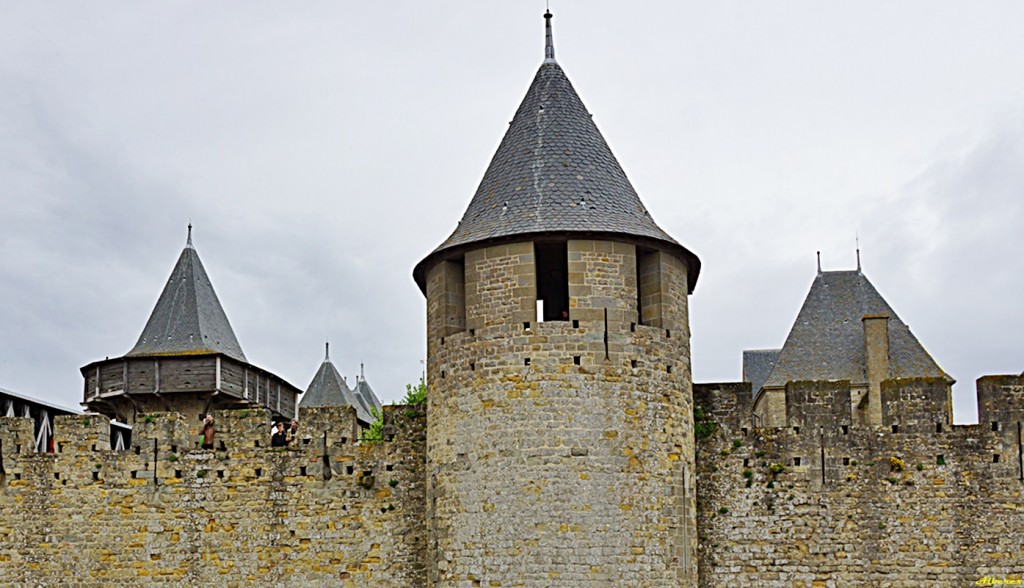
[0,405,427,586]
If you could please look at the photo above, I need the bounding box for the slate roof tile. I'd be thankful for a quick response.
[414,34,699,292]
[761,270,951,392]
[127,237,246,363]
[299,357,375,425]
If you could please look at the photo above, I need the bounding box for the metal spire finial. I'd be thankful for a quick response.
[360,362,365,381]
[186,222,194,248]
[855,233,862,272]
[816,251,822,274]
[543,10,556,64]
[325,340,330,361]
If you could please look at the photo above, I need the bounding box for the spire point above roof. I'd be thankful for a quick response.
[543,10,556,64]
[186,222,194,249]
[856,234,862,272]
[325,340,330,362]
[816,251,822,274]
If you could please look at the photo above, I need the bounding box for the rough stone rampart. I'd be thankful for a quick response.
[0,405,427,586]
[694,376,1024,587]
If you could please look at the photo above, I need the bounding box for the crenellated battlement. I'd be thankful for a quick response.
[0,405,424,490]
[694,375,1024,587]
[0,405,427,586]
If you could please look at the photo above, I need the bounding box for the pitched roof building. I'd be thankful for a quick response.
[749,264,952,426]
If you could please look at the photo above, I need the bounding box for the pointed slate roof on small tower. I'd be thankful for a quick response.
[353,375,382,414]
[760,269,951,391]
[414,11,700,292]
[299,343,375,424]
[126,226,246,362]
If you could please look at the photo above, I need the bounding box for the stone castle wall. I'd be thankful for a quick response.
[425,239,697,586]
[694,376,1024,587]
[0,405,427,587]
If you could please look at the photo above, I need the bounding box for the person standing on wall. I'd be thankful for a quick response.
[201,415,216,450]
[271,422,288,447]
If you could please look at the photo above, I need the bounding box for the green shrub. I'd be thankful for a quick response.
[361,407,384,442]
[694,405,717,441]
[402,377,427,405]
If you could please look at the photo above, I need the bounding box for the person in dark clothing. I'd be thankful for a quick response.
[200,415,216,450]
[271,422,287,447]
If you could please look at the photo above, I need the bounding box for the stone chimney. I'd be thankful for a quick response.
[862,313,891,426]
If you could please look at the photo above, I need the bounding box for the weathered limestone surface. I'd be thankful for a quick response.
[695,377,1024,588]
[0,405,426,586]
[426,239,696,587]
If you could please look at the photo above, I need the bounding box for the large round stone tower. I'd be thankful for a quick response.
[413,12,701,586]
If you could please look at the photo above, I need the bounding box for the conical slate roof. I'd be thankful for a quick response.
[761,270,951,391]
[353,378,382,414]
[299,347,375,424]
[127,230,246,363]
[414,12,699,292]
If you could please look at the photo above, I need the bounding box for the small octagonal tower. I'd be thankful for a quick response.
[414,12,701,586]
[82,227,301,425]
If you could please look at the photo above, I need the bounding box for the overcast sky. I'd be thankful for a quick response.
[2,2,1022,422]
